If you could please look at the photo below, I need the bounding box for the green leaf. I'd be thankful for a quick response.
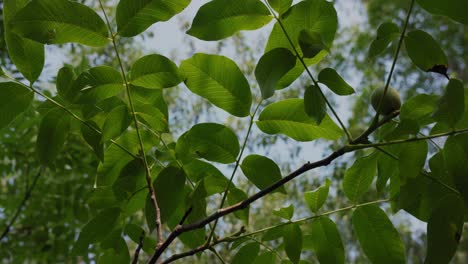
[298,30,329,59]
[265,0,337,88]
[304,179,330,213]
[36,108,71,165]
[112,159,146,201]
[368,22,400,58]
[228,188,250,222]
[232,243,260,264]
[187,0,272,41]
[102,105,132,142]
[352,205,406,264]
[153,166,186,224]
[317,68,355,96]
[342,154,377,202]
[81,121,104,161]
[130,54,182,89]
[273,204,294,220]
[180,53,252,117]
[241,154,286,194]
[425,194,464,264]
[135,104,168,132]
[417,0,468,25]
[267,0,292,14]
[116,0,190,37]
[255,48,296,99]
[72,207,121,255]
[404,30,448,77]
[10,0,109,46]
[253,252,276,264]
[376,152,398,193]
[0,82,34,130]
[256,99,342,142]
[56,66,76,99]
[398,141,428,182]
[99,231,130,264]
[304,85,326,124]
[432,79,465,128]
[176,123,240,164]
[308,217,345,264]
[283,224,302,264]
[4,0,44,83]
[444,135,468,207]
[79,66,124,104]
[399,94,438,125]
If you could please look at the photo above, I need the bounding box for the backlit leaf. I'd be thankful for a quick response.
[398,141,427,182]
[343,154,377,202]
[36,108,71,165]
[102,105,132,142]
[432,78,465,128]
[283,224,302,264]
[232,243,260,264]
[368,22,400,58]
[304,85,326,124]
[317,68,355,96]
[308,217,345,264]
[417,0,468,25]
[0,82,34,130]
[241,154,286,194]
[304,179,330,213]
[130,54,182,89]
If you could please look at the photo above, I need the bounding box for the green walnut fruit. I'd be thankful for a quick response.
[371,87,401,115]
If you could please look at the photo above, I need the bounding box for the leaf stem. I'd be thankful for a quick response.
[98,0,163,247]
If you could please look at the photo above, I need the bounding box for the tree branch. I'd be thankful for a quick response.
[132,230,145,264]
[1,168,43,241]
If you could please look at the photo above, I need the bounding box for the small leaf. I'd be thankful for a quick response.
[56,66,76,99]
[176,123,240,164]
[102,105,132,142]
[368,22,400,58]
[0,82,34,130]
[153,166,186,224]
[304,179,330,213]
[256,99,342,142]
[187,0,272,41]
[298,30,329,58]
[398,141,428,183]
[404,30,448,78]
[267,0,293,14]
[228,188,250,222]
[352,205,406,264]
[432,79,465,128]
[130,54,182,89]
[11,0,109,46]
[241,154,286,194]
[308,217,345,264]
[273,204,294,220]
[317,68,355,96]
[36,108,71,165]
[72,208,121,255]
[425,194,464,264]
[283,224,302,264]
[180,53,252,117]
[342,154,377,202]
[4,0,44,83]
[304,85,326,124]
[255,48,296,99]
[116,0,190,37]
[416,0,468,25]
[232,243,260,264]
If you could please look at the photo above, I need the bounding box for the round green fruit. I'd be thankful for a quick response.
[371,87,401,115]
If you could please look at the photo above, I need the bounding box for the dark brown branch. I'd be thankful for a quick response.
[1,169,42,241]
[132,230,146,264]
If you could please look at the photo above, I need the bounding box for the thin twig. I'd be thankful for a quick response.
[98,0,163,246]
[132,230,146,264]
[1,168,43,241]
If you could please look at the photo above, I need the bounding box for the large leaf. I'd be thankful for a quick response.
[10,0,109,46]
[116,0,190,37]
[153,166,186,224]
[187,0,272,41]
[180,53,252,117]
[398,141,427,183]
[352,205,406,264]
[241,154,286,194]
[36,108,71,165]
[304,85,326,124]
[4,0,44,83]
[317,68,355,96]
[102,105,132,142]
[79,66,124,104]
[308,217,345,264]
[0,82,34,130]
[399,94,438,126]
[342,154,377,202]
[267,0,292,14]
[404,30,448,77]
[432,78,465,128]
[130,54,182,89]
[134,104,168,133]
[176,123,240,164]
[368,22,400,58]
[256,99,342,142]
[425,194,464,264]
[417,0,468,25]
[232,243,260,264]
[283,224,302,264]
[255,48,296,99]
[72,208,121,255]
[265,0,337,89]
[304,179,330,213]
